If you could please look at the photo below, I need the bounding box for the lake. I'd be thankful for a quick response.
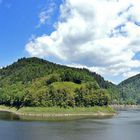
[0,110,140,140]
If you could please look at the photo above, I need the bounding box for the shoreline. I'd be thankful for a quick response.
[15,112,116,118]
[111,105,140,110]
[0,106,116,120]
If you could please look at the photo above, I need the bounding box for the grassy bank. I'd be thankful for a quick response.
[0,105,115,117]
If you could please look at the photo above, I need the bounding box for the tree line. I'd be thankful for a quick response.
[0,57,117,108]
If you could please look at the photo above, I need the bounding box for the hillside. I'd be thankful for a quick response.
[118,74,140,104]
[0,57,119,108]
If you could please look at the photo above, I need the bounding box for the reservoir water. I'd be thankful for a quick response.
[0,110,140,140]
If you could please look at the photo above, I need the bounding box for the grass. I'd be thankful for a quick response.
[0,105,115,115]
[51,82,82,90]
[0,106,116,121]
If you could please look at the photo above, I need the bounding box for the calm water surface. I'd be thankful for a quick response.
[0,110,140,140]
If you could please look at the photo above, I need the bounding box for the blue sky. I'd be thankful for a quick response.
[0,0,140,84]
[0,0,62,66]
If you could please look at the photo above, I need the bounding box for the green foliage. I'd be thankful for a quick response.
[46,74,61,85]
[75,84,110,107]
[0,82,26,107]
[118,74,140,104]
[0,57,114,108]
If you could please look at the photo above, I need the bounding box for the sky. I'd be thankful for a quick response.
[0,0,140,84]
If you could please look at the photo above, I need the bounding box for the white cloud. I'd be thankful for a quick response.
[26,0,140,83]
[123,71,139,79]
[37,2,56,27]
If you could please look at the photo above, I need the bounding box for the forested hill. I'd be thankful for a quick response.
[0,57,114,89]
[118,74,140,104]
[0,57,119,108]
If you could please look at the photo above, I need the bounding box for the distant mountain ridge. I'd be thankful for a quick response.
[118,74,140,104]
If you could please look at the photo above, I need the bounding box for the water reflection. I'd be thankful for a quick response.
[0,111,114,122]
[0,111,20,121]
[0,110,140,140]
